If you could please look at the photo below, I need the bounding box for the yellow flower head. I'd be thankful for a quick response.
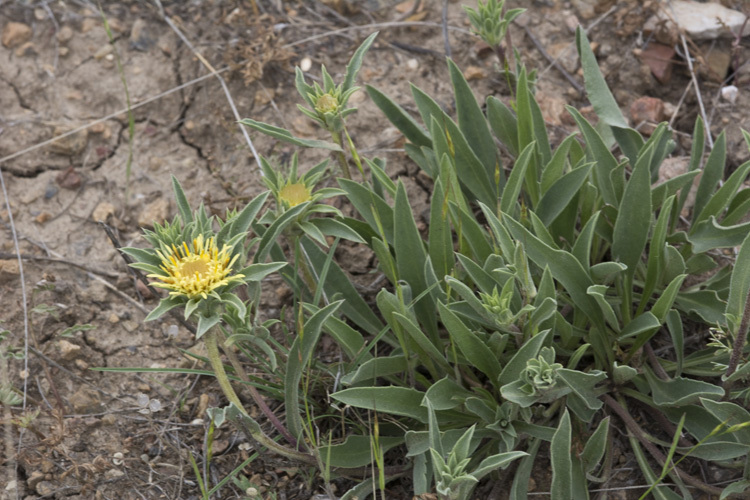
[279,182,312,207]
[149,234,244,299]
[315,93,339,114]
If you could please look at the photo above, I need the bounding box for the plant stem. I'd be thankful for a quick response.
[216,329,298,448]
[602,394,723,497]
[724,286,750,394]
[331,131,352,180]
[204,330,244,410]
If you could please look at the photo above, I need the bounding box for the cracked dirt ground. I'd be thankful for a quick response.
[3,0,750,499]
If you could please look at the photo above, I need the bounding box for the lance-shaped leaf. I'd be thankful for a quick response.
[239,118,342,151]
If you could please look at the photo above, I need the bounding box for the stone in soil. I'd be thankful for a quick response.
[49,125,88,156]
[637,43,675,84]
[644,0,748,40]
[2,22,32,48]
[137,198,170,228]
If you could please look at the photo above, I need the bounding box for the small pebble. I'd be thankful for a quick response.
[721,85,738,104]
[300,57,312,72]
[406,58,418,70]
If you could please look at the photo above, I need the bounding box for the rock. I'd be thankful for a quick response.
[34,212,52,224]
[55,166,83,190]
[0,259,20,284]
[68,386,102,414]
[721,85,739,104]
[658,156,695,216]
[700,45,731,82]
[35,481,54,496]
[638,43,675,84]
[536,91,567,126]
[130,19,153,51]
[570,0,605,20]
[2,22,32,48]
[49,125,88,156]
[94,44,113,60]
[629,96,667,134]
[80,18,98,34]
[57,26,74,44]
[92,201,116,222]
[547,42,579,74]
[27,471,45,492]
[463,65,486,81]
[644,0,748,41]
[15,41,36,57]
[137,198,170,228]
[58,340,81,360]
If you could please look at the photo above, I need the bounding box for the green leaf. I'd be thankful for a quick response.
[674,118,705,225]
[343,32,378,92]
[220,191,269,245]
[721,480,750,500]
[286,301,343,438]
[566,107,618,206]
[239,118,342,151]
[694,159,750,228]
[254,202,310,263]
[688,216,750,253]
[330,387,428,422]
[425,380,475,416]
[725,230,750,333]
[448,58,499,183]
[651,274,687,323]
[692,131,726,227]
[499,213,604,332]
[366,84,431,148]
[576,27,643,162]
[571,212,600,271]
[550,410,573,500]
[557,368,606,410]
[324,435,402,468]
[487,96,519,157]
[498,329,550,387]
[394,180,435,334]
[341,355,407,386]
[472,451,528,480]
[120,246,163,268]
[438,302,502,383]
[580,417,609,474]
[515,68,540,205]
[429,178,454,281]
[322,316,367,362]
[666,310,684,377]
[640,196,674,311]
[612,145,653,276]
[145,296,183,322]
[501,141,535,217]
[338,178,394,244]
[645,368,724,406]
[619,311,660,340]
[196,313,221,339]
[536,162,593,226]
[237,262,287,282]
[59,323,95,337]
[308,218,366,243]
[701,399,750,445]
[301,237,384,335]
[674,289,727,325]
[171,175,193,225]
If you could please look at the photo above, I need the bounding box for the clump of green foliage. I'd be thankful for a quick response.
[127,5,750,500]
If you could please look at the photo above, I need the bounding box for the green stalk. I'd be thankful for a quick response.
[204,330,244,409]
[331,131,352,180]
[204,330,312,463]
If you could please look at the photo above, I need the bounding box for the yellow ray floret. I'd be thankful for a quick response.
[149,234,244,299]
